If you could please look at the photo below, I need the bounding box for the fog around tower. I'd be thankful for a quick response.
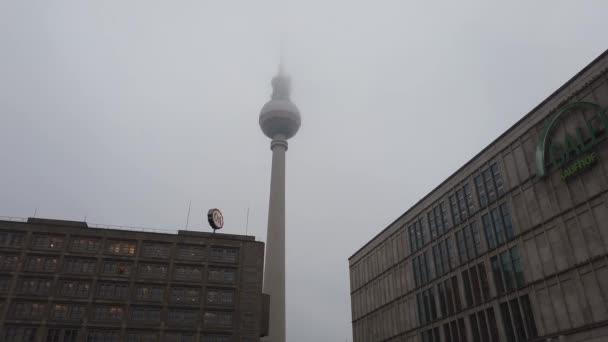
[1,1,608,341]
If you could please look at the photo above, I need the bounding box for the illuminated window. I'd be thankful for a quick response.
[106,241,136,256]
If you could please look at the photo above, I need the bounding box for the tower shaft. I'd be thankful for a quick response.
[262,138,287,342]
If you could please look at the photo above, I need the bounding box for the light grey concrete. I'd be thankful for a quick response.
[259,69,301,342]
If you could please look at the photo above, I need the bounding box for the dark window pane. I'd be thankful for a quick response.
[520,295,538,338]
[510,299,526,342]
[478,263,490,300]
[500,204,514,240]
[475,175,487,207]
[450,195,460,226]
[501,251,514,291]
[491,256,504,294]
[500,302,515,342]
[462,270,473,307]
[428,289,437,320]
[470,266,481,305]
[470,314,481,342]
[478,311,490,342]
[491,208,506,245]
[487,307,499,342]
[464,183,474,212]
[451,276,462,312]
[510,246,525,288]
[482,214,496,249]
[437,283,447,317]
[444,324,452,342]
[457,318,467,342]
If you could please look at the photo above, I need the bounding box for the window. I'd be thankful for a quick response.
[32,234,64,250]
[461,262,489,307]
[207,268,235,283]
[210,247,239,263]
[443,318,467,342]
[0,231,24,248]
[142,243,171,259]
[204,311,233,327]
[126,332,158,342]
[413,252,431,286]
[500,295,538,342]
[170,287,200,304]
[138,263,168,279]
[202,336,231,342]
[432,238,452,278]
[70,238,101,253]
[174,266,202,281]
[470,307,499,342]
[0,253,19,271]
[437,276,463,317]
[64,258,96,274]
[455,222,480,264]
[491,246,524,294]
[46,328,78,342]
[475,162,504,207]
[10,302,46,319]
[50,303,85,320]
[176,245,206,261]
[4,326,38,342]
[87,331,120,342]
[207,288,234,305]
[101,261,132,276]
[106,241,136,256]
[60,280,90,298]
[126,332,157,342]
[130,307,161,322]
[165,333,194,342]
[25,255,58,272]
[167,310,198,326]
[93,306,124,321]
[416,288,437,325]
[96,282,129,299]
[19,278,53,295]
[421,327,440,342]
[489,201,514,244]
[135,285,164,302]
[0,277,11,291]
[408,217,426,252]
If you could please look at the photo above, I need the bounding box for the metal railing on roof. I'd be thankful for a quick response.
[0,215,177,234]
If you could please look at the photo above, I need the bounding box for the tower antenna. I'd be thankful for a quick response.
[245,205,250,236]
[185,201,191,230]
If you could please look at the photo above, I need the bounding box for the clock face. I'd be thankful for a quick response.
[207,208,224,230]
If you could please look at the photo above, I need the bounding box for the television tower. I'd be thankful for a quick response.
[259,63,301,342]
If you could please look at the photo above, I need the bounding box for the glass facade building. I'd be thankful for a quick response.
[349,50,608,342]
[0,217,266,342]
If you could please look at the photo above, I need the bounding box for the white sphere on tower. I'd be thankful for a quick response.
[259,72,301,140]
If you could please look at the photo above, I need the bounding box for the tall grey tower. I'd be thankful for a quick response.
[259,66,301,342]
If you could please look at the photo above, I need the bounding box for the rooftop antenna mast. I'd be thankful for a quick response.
[185,201,192,230]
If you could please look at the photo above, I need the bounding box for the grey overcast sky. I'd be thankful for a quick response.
[1,1,608,340]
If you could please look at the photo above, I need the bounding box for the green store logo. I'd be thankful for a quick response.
[535,102,607,180]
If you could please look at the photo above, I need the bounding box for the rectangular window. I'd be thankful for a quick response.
[170,287,200,304]
[174,265,203,281]
[483,169,496,202]
[482,214,496,249]
[167,310,198,326]
[210,247,239,263]
[491,163,504,196]
[4,326,38,342]
[451,276,462,312]
[165,333,194,342]
[204,311,233,327]
[138,263,168,279]
[491,246,525,295]
[433,245,443,277]
[101,260,132,276]
[142,243,171,259]
[106,240,136,256]
[135,285,164,302]
[70,237,101,253]
[93,306,124,321]
[500,203,514,240]
[64,258,97,274]
[46,328,78,342]
[475,175,487,207]
[19,278,53,295]
[450,194,460,226]
[491,208,506,245]
[427,211,437,240]
[130,306,161,322]
[60,280,90,298]
[462,269,473,307]
[437,282,447,317]
[176,245,206,261]
[50,303,85,320]
[126,332,158,342]
[24,255,57,272]
[0,231,24,248]
[207,268,235,284]
[464,183,474,212]
[0,254,18,271]
[478,263,490,300]
[32,234,64,250]
[456,230,467,264]
[87,331,120,342]
[207,288,235,305]
[10,302,46,319]
[500,302,515,342]
[0,277,11,292]
[97,282,129,299]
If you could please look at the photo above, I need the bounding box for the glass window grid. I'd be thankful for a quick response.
[475,162,504,208]
[70,238,101,253]
[142,244,171,259]
[490,246,524,295]
[60,280,90,298]
[19,278,53,295]
[0,231,25,248]
[31,235,64,250]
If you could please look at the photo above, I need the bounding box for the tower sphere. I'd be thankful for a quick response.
[259,73,301,140]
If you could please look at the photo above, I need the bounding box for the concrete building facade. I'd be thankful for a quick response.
[0,217,267,342]
[349,49,608,342]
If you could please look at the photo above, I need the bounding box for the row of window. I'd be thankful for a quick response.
[0,255,237,283]
[420,295,536,342]
[6,302,234,326]
[416,247,524,325]
[1,277,235,304]
[3,327,231,342]
[0,232,239,263]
